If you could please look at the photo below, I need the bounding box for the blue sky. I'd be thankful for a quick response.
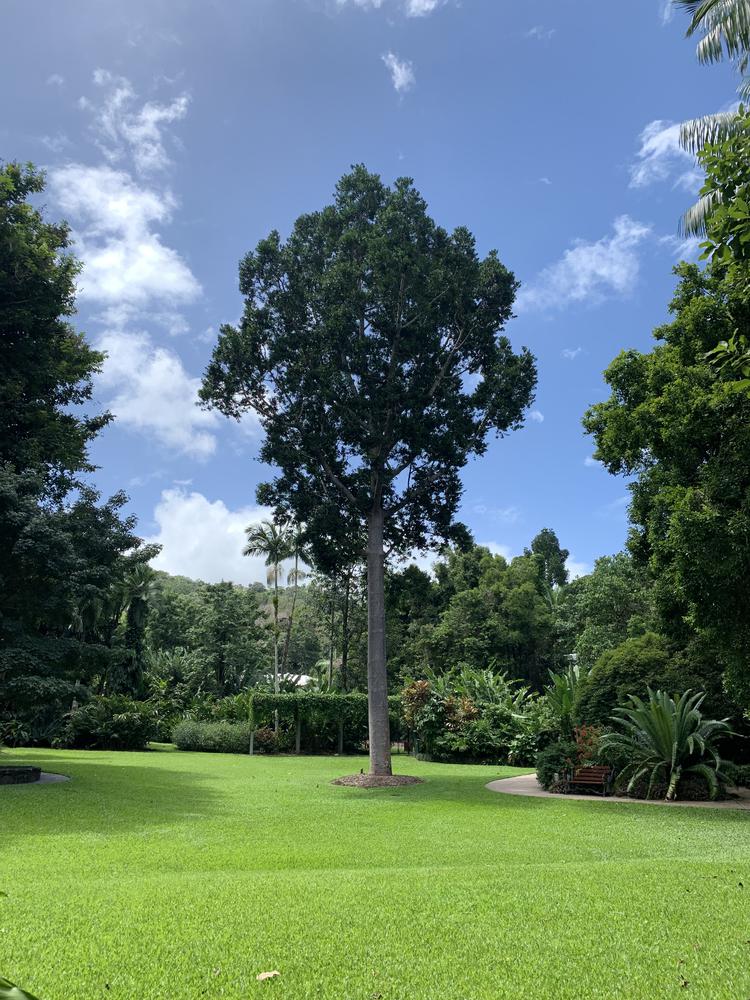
[1,0,736,584]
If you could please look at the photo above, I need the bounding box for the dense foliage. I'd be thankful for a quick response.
[584,262,750,704]
[0,165,158,746]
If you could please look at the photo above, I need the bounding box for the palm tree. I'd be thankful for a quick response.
[280,523,307,676]
[122,563,156,695]
[243,519,293,696]
[673,0,750,232]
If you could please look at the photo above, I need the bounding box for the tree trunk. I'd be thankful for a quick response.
[281,546,299,675]
[367,505,392,775]
[273,563,279,733]
[328,574,337,687]
[340,571,350,693]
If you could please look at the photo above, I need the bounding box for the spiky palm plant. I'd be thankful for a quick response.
[601,688,731,800]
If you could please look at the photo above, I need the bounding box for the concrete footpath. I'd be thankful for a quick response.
[486,772,750,810]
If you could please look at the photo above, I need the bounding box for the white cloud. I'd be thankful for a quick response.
[472,503,520,524]
[48,164,200,310]
[529,409,544,423]
[566,556,590,580]
[484,541,514,561]
[629,120,702,192]
[516,216,651,313]
[82,69,190,174]
[382,52,415,93]
[44,71,222,462]
[562,347,583,360]
[584,455,602,468]
[539,176,552,186]
[46,73,65,87]
[336,0,440,13]
[97,330,221,459]
[525,25,555,41]
[660,0,674,24]
[660,233,702,259]
[146,489,273,584]
[405,0,440,14]
[40,133,71,153]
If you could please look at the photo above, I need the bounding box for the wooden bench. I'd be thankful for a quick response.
[566,765,613,796]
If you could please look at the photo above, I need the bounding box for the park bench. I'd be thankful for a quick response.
[566,765,613,796]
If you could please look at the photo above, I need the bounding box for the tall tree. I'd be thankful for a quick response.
[0,164,158,742]
[243,519,292,695]
[0,163,109,494]
[583,261,750,702]
[280,523,307,676]
[526,528,569,589]
[200,167,536,775]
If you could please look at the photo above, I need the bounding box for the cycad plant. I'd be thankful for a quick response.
[601,689,731,800]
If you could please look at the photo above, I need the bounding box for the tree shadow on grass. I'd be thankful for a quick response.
[0,750,225,844]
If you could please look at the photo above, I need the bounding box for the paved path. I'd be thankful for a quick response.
[486,772,750,810]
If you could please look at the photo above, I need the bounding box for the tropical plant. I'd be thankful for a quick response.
[545,662,587,735]
[280,523,307,675]
[243,519,293,696]
[600,689,732,800]
[425,665,532,714]
[672,0,750,232]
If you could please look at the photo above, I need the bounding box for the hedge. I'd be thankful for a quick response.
[247,691,403,755]
[172,719,254,754]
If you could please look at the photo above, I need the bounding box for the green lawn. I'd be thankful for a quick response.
[2,748,749,1000]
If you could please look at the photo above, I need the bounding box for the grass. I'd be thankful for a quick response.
[1,748,750,1000]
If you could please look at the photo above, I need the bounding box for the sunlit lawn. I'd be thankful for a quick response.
[2,746,750,999]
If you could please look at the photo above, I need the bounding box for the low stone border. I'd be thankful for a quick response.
[486,773,750,810]
[1,771,70,786]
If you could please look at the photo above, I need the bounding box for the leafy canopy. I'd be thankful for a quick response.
[583,262,750,702]
[200,165,536,552]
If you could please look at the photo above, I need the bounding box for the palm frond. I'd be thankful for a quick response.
[673,0,750,63]
[679,108,742,153]
[680,189,724,236]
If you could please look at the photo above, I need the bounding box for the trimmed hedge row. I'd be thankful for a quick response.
[173,719,253,754]
[173,693,404,756]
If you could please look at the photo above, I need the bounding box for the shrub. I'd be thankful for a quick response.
[600,689,731,800]
[536,739,578,791]
[432,718,508,762]
[574,633,671,728]
[507,728,543,767]
[719,761,750,788]
[61,696,155,751]
[172,719,253,754]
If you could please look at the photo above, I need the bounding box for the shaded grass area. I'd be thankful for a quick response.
[1,748,749,999]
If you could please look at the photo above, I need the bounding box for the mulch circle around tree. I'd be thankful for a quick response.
[331,773,424,788]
